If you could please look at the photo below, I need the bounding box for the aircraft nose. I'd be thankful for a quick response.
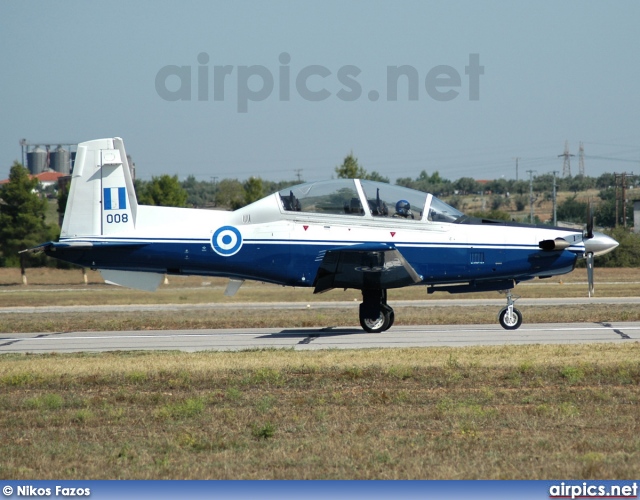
[584,232,619,257]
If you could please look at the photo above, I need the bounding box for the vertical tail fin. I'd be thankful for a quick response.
[61,138,138,238]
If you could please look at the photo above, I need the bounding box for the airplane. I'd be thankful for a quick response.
[28,137,619,333]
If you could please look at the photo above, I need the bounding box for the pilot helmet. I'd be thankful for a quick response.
[396,199,411,217]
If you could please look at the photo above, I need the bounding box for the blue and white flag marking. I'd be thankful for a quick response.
[104,187,127,210]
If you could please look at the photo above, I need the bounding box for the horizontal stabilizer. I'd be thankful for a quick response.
[224,279,245,296]
[20,241,60,254]
[100,269,164,292]
[313,244,421,293]
[21,240,100,254]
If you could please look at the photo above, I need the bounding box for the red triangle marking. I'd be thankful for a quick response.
[303,225,309,231]
[390,232,396,237]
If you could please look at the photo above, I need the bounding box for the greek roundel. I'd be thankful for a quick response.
[211,226,243,256]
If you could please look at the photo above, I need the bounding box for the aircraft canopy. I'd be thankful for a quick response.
[278,179,463,222]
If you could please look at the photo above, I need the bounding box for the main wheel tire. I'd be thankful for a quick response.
[360,305,394,333]
[498,307,522,330]
[386,310,395,330]
[360,312,388,333]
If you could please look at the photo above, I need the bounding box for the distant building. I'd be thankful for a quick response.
[0,170,67,188]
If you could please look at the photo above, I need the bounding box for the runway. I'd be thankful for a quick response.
[1,322,638,354]
[3,296,640,314]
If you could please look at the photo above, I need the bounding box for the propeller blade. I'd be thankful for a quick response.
[586,251,594,297]
[585,201,594,239]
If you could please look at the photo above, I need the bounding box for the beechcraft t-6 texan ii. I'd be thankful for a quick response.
[29,137,619,332]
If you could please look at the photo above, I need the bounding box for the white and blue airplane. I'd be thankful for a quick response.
[31,137,619,332]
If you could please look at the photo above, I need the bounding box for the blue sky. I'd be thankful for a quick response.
[1,1,639,183]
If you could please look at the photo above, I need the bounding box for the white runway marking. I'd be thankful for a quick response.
[1,322,638,353]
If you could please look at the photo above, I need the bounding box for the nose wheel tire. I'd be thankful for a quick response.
[498,307,522,330]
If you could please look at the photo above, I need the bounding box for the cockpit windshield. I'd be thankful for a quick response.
[428,196,464,222]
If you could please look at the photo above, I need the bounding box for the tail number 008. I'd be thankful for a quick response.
[106,213,129,224]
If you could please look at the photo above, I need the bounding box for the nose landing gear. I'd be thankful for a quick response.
[498,289,522,330]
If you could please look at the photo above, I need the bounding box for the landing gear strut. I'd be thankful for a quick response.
[498,289,522,330]
[359,289,394,333]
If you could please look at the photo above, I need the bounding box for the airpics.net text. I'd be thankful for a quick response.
[155,52,484,112]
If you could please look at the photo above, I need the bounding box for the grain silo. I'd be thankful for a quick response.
[26,146,47,174]
[50,146,70,174]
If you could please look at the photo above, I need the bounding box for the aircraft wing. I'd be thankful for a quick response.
[313,243,421,294]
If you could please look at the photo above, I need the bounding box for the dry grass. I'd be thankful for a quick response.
[1,267,640,306]
[1,344,639,479]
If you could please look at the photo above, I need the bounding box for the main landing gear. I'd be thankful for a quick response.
[359,289,394,333]
[497,289,522,330]
[358,288,522,332]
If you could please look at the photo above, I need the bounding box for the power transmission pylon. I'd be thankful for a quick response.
[558,140,574,177]
[578,142,585,176]
[552,170,559,226]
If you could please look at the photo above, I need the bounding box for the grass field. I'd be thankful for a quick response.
[1,344,639,479]
[1,267,639,480]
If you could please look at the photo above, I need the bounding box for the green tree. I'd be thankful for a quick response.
[215,179,246,210]
[453,177,479,195]
[410,170,453,196]
[596,173,615,189]
[556,195,588,224]
[598,228,640,267]
[335,153,367,179]
[57,178,71,226]
[0,162,56,266]
[484,178,509,195]
[514,195,527,211]
[137,175,187,207]
[468,209,511,221]
[594,195,632,228]
[182,175,219,207]
[567,175,595,194]
[367,171,390,183]
[244,177,265,205]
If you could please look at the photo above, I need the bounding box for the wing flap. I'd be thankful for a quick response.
[313,244,421,293]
